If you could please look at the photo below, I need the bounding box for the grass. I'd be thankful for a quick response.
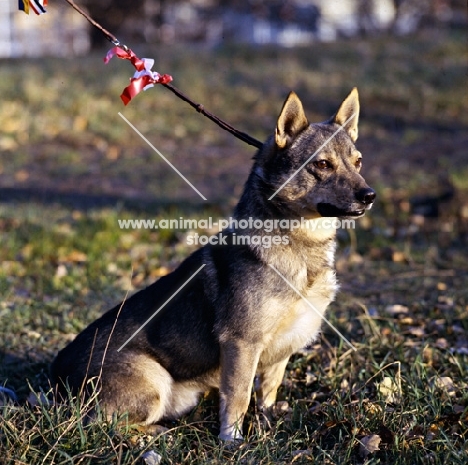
[1,27,468,464]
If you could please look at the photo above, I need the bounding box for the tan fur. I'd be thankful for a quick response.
[275,91,309,148]
[334,87,360,142]
[51,89,375,442]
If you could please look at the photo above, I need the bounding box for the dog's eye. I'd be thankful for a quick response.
[314,160,332,170]
[355,159,362,169]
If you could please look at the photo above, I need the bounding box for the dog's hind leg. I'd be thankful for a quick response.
[255,357,289,411]
[101,354,173,429]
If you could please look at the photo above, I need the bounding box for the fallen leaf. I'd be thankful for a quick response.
[128,435,140,447]
[425,423,440,441]
[364,402,383,415]
[305,370,317,385]
[61,250,88,263]
[437,282,447,291]
[73,115,88,132]
[340,378,349,391]
[275,400,290,413]
[15,169,29,182]
[384,304,409,315]
[142,450,162,465]
[378,376,402,404]
[359,434,381,457]
[24,330,41,339]
[407,326,425,337]
[56,264,68,278]
[0,137,19,151]
[432,376,456,398]
[291,450,313,462]
[392,251,407,262]
[149,266,170,278]
[434,338,449,349]
[451,347,468,355]
[106,145,120,160]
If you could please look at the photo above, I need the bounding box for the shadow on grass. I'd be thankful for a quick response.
[0,186,226,215]
[0,350,52,402]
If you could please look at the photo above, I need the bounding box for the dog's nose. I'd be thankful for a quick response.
[356,188,376,205]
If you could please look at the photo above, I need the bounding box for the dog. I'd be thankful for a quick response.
[50,88,375,441]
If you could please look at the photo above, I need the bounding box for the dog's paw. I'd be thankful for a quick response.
[218,426,244,442]
[258,400,290,420]
[218,433,244,451]
[255,400,292,434]
[218,432,244,442]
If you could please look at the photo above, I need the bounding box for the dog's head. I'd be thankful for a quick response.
[257,88,375,219]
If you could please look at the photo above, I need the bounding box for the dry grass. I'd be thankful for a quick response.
[1,27,468,464]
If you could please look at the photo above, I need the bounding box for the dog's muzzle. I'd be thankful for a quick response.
[356,187,376,208]
[317,188,376,218]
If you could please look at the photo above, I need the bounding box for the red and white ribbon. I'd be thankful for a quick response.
[104,47,173,105]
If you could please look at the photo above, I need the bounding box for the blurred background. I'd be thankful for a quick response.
[0,0,467,351]
[0,0,466,206]
[0,1,467,295]
[2,0,467,55]
[0,0,467,331]
[1,2,468,461]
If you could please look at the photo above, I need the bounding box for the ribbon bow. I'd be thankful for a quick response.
[104,47,173,105]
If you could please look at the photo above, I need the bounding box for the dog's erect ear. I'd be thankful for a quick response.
[275,92,309,149]
[332,88,360,142]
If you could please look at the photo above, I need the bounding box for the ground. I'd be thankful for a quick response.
[0,27,467,464]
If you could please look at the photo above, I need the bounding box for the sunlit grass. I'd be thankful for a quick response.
[1,28,468,464]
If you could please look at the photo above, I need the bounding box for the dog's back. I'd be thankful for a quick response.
[51,89,375,441]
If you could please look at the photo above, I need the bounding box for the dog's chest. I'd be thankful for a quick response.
[260,269,337,367]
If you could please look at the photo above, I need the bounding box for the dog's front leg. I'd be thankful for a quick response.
[218,339,261,441]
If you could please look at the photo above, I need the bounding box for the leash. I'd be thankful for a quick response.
[63,0,263,150]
